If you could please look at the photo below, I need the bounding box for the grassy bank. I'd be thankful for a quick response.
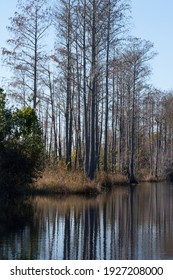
[1,167,166,197]
[33,168,129,195]
[135,170,165,183]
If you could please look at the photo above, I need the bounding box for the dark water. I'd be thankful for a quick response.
[1,182,173,260]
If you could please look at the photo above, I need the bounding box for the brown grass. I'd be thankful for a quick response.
[34,168,101,195]
[97,172,128,189]
[33,168,129,196]
[140,174,165,183]
[142,174,158,182]
[136,169,165,182]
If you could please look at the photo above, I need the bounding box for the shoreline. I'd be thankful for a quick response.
[1,168,167,197]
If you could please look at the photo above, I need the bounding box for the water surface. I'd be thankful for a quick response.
[0,182,173,259]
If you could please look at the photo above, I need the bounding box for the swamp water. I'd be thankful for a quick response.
[1,182,173,259]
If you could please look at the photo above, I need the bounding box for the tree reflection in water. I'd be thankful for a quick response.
[0,198,34,259]
[0,182,173,259]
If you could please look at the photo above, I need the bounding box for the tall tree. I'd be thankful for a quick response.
[103,0,129,172]
[123,38,156,183]
[2,0,51,109]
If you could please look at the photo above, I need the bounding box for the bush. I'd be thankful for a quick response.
[0,89,44,194]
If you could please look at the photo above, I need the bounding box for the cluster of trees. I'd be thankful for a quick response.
[1,0,173,182]
[0,88,43,193]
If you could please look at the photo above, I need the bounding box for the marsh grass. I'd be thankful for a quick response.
[136,169,164,183]
[97,172,129,190]
[140,174,164,183]
[34,168,101,195]
[34,168,128,195]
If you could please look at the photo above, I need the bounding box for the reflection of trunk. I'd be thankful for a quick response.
[74,212,80,258]
[89,207,95,259]
[93,208,98,259]
[130,186,135,259]
[63,214,70,259]
[83,208,89,259]
[48,215,56,259]
[110,206,116,258]
[103,204,107,259]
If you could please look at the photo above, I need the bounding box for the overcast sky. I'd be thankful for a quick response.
[0,0,173,91]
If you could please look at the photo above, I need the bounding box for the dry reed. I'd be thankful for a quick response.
[34,168,129,195]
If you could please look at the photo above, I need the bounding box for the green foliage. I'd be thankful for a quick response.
[0,89,44,194]
[0,88,13,141]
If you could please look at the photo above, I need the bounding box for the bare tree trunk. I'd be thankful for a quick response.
[112,74,118,173]
[89,0,97,179]
[83,0,89,175]
[104,0,111,172]
[130,73,138,184]
[65,0,72,168]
